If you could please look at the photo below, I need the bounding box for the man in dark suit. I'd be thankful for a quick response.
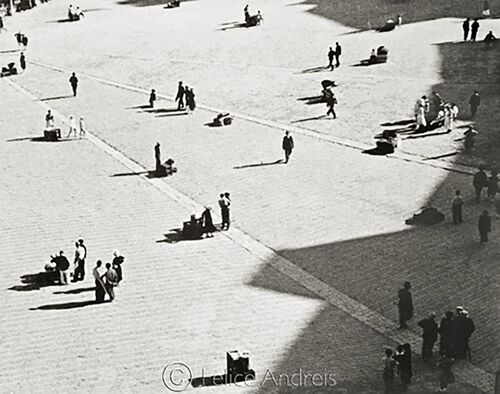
[462,18,470,41]
[282,131,294,164]
[175,81,185,110]
[335,42,342,67]
[398,281,413,329]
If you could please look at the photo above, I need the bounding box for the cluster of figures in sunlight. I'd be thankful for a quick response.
[43,241,125,303]
[67,4,84,21]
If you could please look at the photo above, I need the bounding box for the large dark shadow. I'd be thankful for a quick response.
[6,136,79,143]
[53,287,95,295]
[298,0,500,30]
[9,271,59,291]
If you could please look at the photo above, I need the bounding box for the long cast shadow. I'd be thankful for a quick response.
[39,95,73,101]
[30,300,111,310]
[233,159,284,169]
[53,287,95,295]
[290,115,327,123]
[9,271,59,291]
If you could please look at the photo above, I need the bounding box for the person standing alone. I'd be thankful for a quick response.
[478,209,491,243]
[69,72,79,96]
[469,91,480,118]
[19,52,26,71]
[398,281,413,329]
[282,131,294,164]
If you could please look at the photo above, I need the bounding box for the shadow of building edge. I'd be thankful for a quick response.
[246,40,499,391]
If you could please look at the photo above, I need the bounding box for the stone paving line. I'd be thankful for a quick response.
[26,59,477,177]
[3,76,494,393]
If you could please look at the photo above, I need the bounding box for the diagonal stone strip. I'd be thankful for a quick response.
[27,60,476,177]
[3,77,494,393]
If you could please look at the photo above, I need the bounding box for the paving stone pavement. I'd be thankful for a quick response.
[1,0,499,392]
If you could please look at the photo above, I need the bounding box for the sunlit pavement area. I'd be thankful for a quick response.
[1,0,499,392]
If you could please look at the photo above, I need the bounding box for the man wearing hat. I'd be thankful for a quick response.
[398,281,413,329]
[418,312,439,360]
[451,307,468,359]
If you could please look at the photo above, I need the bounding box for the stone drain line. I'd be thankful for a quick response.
[2,77,494,393]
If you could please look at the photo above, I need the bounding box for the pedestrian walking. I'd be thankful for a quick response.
[112,250,124,284]
[382,348,397,394]
[394,343,412,390]
[398,281,413,329]
[69,72,78,96]
[104,263,118,301]
[471,19,479,41]
[154,142,161,171]
[451,190,463,224]
[175,81,185,110]
[79,116,86,138]
[335,42,341,67]
[469,91,480,118]
[327,47,335,71]
[93,260,106,303]
[19,52,26,71]
[53,250,70,285]
[149,89,156,108]
[478,209,491,243]
[462,18,470,41]
[67,115,78,138]
[326,93,337,118]
[473,166,487,203]
[437,354,455,392]
[282,131,294,163]
[487,170,498,201]
[201,207,216,237]
[418,312,439,360]
[438,311,454,356]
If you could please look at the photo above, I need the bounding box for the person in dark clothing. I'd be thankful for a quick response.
[69,72,78,96]
[437,354,455,392]
[112,250,124,284]
[451,307,468,358]
[462,310,475,361]
[473,166,487,203]
[471,19,479,41]
[394,343,412,390]
[469,91,480,118]
[73,239,87,281]
[462,18,470,41]
[487,171,498,201]
[451,190,463,224]
[201,207,216,237]
[93,260,105,303]
[478,209,491,243]
[175,81,185,110]
[335,42,341,67]
[53,250,70,285]
[418,312,439,360]
[282,131,294,164]
[149,89,156,108]
[326,94,337,118]
[187,88,196,111]
[438,311,454,356]
[19,52,26,71]
[484,30,496,48]
[398,281,413,329]
[327,47,335,71]
[154,142,161,171]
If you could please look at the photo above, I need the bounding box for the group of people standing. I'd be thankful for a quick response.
[48,240,124,302]
[175,81,196,111]
[327,43,342,71]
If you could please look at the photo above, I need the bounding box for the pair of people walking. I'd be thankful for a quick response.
[462,18,480,41]
[326,42,342,71]
[67,115,86,138]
